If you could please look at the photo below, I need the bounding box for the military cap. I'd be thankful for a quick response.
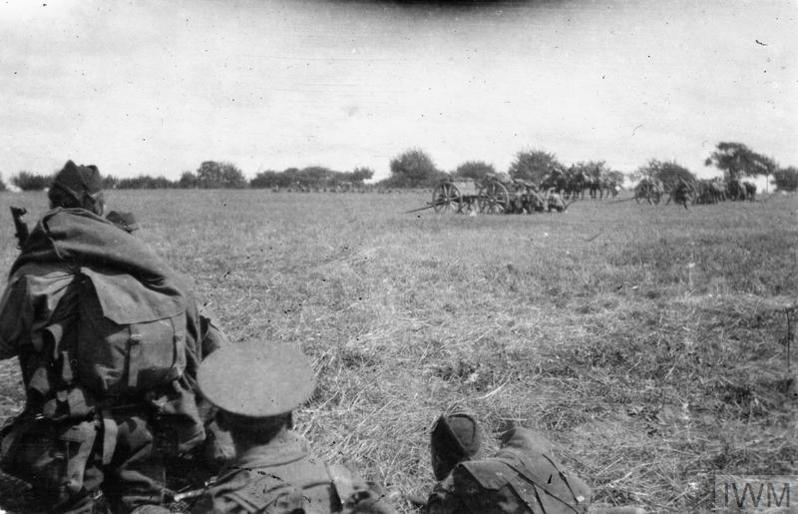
[198,342,316,418]
[106,210,140,232]
[52,160,103,199]
[431,413,481,459]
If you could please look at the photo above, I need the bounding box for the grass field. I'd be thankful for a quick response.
[0,190,796,512]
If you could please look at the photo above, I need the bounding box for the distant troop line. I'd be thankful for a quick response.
[634,176,758,207]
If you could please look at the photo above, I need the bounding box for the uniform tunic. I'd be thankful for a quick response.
[192,431,393,514]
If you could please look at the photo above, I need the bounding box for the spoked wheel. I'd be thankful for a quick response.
[432,182,461,213]
[478,181,510,214]
[651,192,662,205]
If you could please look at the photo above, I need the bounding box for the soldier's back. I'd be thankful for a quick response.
[193,431,382,514]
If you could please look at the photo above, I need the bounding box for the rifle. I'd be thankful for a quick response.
[10,206,30,249]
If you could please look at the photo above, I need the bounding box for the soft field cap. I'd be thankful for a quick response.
[432,412,481,458]
[53,160,103,197]
[198,342,316,417]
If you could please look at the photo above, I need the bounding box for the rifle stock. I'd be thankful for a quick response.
[10,206,29,249]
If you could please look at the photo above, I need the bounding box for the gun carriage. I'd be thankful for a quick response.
[428,174,550,215]
[633,178,664,205]
[429,175,518,214]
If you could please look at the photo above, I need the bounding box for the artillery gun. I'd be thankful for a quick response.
[421,174,548,215]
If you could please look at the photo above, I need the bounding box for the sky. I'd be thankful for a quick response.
[1,0,796,182]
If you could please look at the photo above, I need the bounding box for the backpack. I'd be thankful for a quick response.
[440,428,591,514]
[75,267,187,397]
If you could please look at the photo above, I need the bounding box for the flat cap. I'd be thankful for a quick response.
[198,342,316,418]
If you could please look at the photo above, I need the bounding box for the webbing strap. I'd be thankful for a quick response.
[541,452,585,505]
[101,410,118,465]
[502,460,583,514]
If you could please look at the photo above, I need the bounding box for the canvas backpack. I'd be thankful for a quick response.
[441,429,592,514]
[75,267,187,397]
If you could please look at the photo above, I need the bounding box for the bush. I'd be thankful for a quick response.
[508,150,563,183]
[773,167,798,192]
[116,175,177,189]
[196,161,247,189]
[384,149,444,188]
[178,171,199,188]
[12,171,52,191]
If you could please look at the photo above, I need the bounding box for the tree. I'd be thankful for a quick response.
[349,167,374,184]
[116,175,177,189]
[773,167,798,192]
[196,161,247,189]
[250,170,291,189]
[12,171,52,191]
[454,161,495,181]
[704,142,777,182]
[633,159,696,191]
[296,166,334,189]
[508,150,563,183]
[633,159,695,191]
[178,171,199,188]
[102,175,119,189]
[386,149,442,188]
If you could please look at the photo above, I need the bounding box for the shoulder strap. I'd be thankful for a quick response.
[502,459,586,514]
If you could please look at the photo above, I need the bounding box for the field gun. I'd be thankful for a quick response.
[410,175,563,215]
[408,176,511,215]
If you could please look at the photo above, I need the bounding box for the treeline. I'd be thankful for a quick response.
[2,143,797,191]
[0,161,375,191]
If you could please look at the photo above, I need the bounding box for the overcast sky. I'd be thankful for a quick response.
[1,0,795,182]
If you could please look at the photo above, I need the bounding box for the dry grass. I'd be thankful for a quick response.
[0,190,796,513]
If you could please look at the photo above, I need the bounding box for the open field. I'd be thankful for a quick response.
[0,190,796,512]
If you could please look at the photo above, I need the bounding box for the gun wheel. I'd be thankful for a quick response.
[432,183,461,213]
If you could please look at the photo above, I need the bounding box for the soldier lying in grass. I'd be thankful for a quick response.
[175,341,397,514]
[414,413,644,514]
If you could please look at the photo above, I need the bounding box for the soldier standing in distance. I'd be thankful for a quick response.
[187,342,397,514]
[0,161,213,513]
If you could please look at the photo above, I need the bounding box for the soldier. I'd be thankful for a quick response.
[423,413,643,514]
[0,161,212,513]
[667,179,692,209]
[105,205,235,482]
[546,189,566,213]
[186,342,396,514]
